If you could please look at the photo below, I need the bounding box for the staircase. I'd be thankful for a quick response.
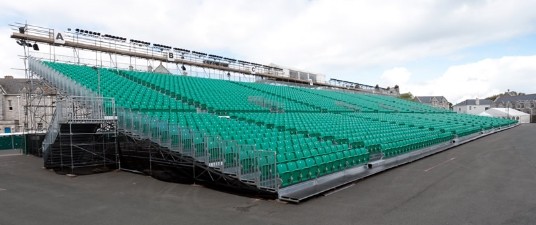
[41,96,118,174]
[44,123,117,173]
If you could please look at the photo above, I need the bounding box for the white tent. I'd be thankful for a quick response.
[479,108,530,123]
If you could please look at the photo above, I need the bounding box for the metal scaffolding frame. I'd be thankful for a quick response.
[42,96,118,174]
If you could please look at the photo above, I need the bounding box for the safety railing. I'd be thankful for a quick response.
[41,96,115,156]
[28,57,99,99]
[57,96,115,123]
[248,96,285,113]
[256,150,278,190]
[335,101,360,112]
[41,105,61,157]
[116,107,279,191]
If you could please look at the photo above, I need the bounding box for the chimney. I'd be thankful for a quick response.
[4,75,14,79]
[476,98,480,105]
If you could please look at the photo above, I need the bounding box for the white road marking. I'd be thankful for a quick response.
[323,184,355,196]
[424,157,456,172]
[0,188,6,191]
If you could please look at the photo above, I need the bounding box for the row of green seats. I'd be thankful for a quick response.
[44,60,517,189]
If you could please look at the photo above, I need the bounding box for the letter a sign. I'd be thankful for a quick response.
[54,32,65,45]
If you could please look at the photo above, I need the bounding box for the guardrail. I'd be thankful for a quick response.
[117,108,279,191]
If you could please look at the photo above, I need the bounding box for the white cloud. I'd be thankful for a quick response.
[407,55,536,104]
[0,27,26,77]
[1,0,536,98]
[380,67,411,88]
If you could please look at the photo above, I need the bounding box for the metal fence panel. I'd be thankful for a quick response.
[158,121,171,149]
[169,124,181,153]
[205,135,224,170]
[181,128,195,157]
[222,140,240,176]
[238,145,259,185]
[192,131,207,163]
[255,150,278,191]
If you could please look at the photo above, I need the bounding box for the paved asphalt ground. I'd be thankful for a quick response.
[1,124,535,225]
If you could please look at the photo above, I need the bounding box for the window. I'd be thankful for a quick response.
[289,70,299,79]
[299,72,308,80]
[309,73,318,82]
[485,107,489,110]
[37,123,43,130]
[8,100,12,110]
[469,106,472,110]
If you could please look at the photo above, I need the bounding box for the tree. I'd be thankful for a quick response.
[399,92,414,101]
[486,91,525,101]
[486,94,500,101]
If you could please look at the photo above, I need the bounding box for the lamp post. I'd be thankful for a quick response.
[507,101,510,119]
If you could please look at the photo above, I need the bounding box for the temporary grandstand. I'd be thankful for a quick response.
[11,23,517,202]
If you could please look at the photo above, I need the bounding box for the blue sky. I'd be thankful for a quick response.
[383,33,536,82]
[1,0,536,104]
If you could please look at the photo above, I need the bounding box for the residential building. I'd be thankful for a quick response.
[452,98,492,115]
[493,94,536,123]
[0,76,58,133]
[414,96,450,110]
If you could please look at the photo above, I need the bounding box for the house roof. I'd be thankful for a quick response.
[414,96,448,104]
[0,78,27,95]
[453,99,493,107]
[153,63,171,74]
[495,94,536,103]
[0,78,56,95]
